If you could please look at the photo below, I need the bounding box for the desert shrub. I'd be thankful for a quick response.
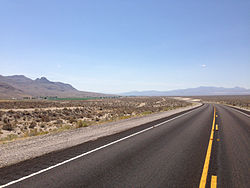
[86,114,92,118]
[52,112,57,117]
[36,118,41,122]
[141,111,152,115]
[3,123,14,131]
[29,128,39,136]
[42,115,50,122]
[40,124,46,128]
[3,117,9,124]
[34,109,39,113]
[7,110,14,114]
[55,119,63,124]
[69,116,76,123]
[63,110,70,116]
[77,120,88,128]
[14,114,21,119]
[29,121,37,129]
[75,108,80,113]
[24,111,31,116]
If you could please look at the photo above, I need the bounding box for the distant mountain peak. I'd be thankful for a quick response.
[35,77,51,83]
[0,75,112,99]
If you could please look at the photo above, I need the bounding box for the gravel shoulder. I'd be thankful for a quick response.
[0,103,201,168]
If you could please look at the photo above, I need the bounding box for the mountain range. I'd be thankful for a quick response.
[0,75,111,99]
[1,75,249,99]
[120,86,250,96]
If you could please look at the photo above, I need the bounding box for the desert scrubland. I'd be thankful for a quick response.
[0,97,190,142]
[195,95,250,110]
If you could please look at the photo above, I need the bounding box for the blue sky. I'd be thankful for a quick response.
[0,0,249,93]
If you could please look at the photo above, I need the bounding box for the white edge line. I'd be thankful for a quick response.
[224,105,250,118]
[0,105,203,188]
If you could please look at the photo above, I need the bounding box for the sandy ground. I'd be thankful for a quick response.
[0,103,201,168]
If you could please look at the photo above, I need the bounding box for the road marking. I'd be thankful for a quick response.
[216,115,218,117]
[216,124,218,131]
[216,139,220,141]
[211,175,217,188]
[199,107,216,188]
[226,106,250,118]
[0,106,203,188]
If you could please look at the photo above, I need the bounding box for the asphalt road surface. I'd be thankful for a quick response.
[0,104,249,188]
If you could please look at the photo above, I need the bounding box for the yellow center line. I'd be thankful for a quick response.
[199,107,216,188]
[211,175,217,188]
[216,124,218,131]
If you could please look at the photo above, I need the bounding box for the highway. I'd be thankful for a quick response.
[0,104,249,188]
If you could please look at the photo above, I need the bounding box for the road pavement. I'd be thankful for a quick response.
[0,103,249,188]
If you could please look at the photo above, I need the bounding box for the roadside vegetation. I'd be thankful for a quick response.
[194,95,250,110]
[0,97,191,143]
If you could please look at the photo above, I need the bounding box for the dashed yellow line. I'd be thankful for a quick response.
[211,175,217,188]
[199,107,216,188]
[216,124,218,131]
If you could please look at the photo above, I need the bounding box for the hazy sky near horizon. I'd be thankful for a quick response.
[0,0,249,93]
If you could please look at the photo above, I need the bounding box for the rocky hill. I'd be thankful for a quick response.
[0,75,111,99]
